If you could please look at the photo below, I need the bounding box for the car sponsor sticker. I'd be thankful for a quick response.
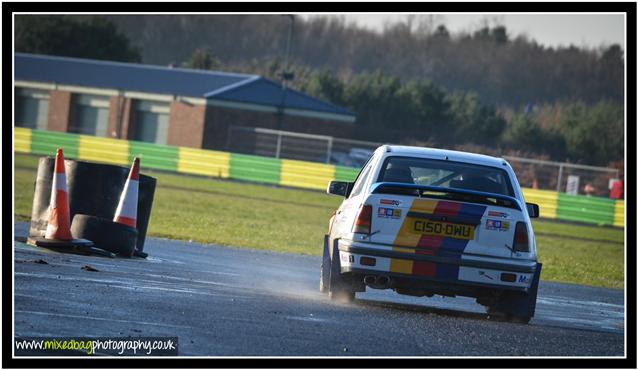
[487,210,509,218]
[340,253,354,264]
[485,219,509,231]
[378,207,402,219]
[380,199,401,206]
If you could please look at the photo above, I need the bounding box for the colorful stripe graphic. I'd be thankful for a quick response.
[391,199,486,279]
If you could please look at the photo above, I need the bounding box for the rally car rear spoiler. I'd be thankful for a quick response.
[370,182,522,211]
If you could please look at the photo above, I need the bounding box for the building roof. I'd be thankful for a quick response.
[14,53,355,118]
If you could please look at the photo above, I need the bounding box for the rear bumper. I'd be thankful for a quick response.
[337,239,539,293]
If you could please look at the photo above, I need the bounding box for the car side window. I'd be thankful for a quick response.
[349,163,373,198]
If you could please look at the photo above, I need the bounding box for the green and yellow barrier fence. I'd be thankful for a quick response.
[229,153,280,184]
[14,127,31,153]
[79,136,130,166]
[280,159,335,190]
[130,141,179,172]
[557,193,616,226]
[521,188,558,219]
[613,201,625,228]
[31,129,79,158]
[335,165,360,183]
[178,147,230,178]
[13,128,625,227]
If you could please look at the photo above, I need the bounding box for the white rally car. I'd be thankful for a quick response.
[321,145,542,323]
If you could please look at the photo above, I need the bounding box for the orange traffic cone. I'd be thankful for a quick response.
[27,148,93,249]
[44,148,73,240]
[114,158,139,228]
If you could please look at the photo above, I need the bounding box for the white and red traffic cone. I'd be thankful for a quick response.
[44,148,73,240]
[28,148,93,249]
[113,157,140,228]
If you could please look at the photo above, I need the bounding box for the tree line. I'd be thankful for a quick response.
[186,51,624,167]
[101,14,624,107]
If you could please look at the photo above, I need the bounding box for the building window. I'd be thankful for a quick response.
[69,94,110,137]
[132,101,169,144]
[16,88,49,130]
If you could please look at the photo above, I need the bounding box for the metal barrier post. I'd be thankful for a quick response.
[275,132,282,159]
[326,137,333,164]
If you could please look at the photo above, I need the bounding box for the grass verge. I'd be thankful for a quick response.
[13,153,624,289]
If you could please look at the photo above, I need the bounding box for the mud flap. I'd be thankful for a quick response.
[491,263,542,319]
[525,263,542,317]
[319,235,330,293]
[328,238,365,295]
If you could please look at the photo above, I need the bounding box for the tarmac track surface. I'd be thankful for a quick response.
[13,222,624,357]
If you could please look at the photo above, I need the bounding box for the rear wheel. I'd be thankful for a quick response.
[484,291,534,324]
[486,307,531,324]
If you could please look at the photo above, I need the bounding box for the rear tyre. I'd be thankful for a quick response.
[486,307,531,324]
[484,291,534,324]
[327,239,356,303]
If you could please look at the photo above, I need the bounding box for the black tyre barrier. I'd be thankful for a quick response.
[29,157,156,253]
[70,214,138,257]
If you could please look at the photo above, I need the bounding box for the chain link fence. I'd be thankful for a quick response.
[226,126,380,167]
[225,125,622,198]
[503,156,620,197]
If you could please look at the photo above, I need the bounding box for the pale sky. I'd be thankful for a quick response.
[302,13,625,50]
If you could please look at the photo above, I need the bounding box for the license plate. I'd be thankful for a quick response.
[410,220,474,240]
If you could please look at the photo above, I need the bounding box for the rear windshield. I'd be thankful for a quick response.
[377,156,514,197]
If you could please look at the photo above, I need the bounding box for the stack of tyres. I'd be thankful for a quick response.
[29,157,156,256]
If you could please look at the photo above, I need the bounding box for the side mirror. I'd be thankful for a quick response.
[327,180,351,197]
[526,203,540,218]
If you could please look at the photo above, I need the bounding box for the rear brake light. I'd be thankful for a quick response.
[352,204,372,234]
[360,256,376,266]
[513,222,529,252]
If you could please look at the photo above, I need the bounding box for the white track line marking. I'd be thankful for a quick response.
[15,310,192,329]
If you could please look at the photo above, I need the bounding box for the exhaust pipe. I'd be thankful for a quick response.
[377,275,390,287]
[364,275,392,289]
[364,275,377,286]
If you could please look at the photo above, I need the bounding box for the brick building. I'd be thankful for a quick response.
[14,53,356,151]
